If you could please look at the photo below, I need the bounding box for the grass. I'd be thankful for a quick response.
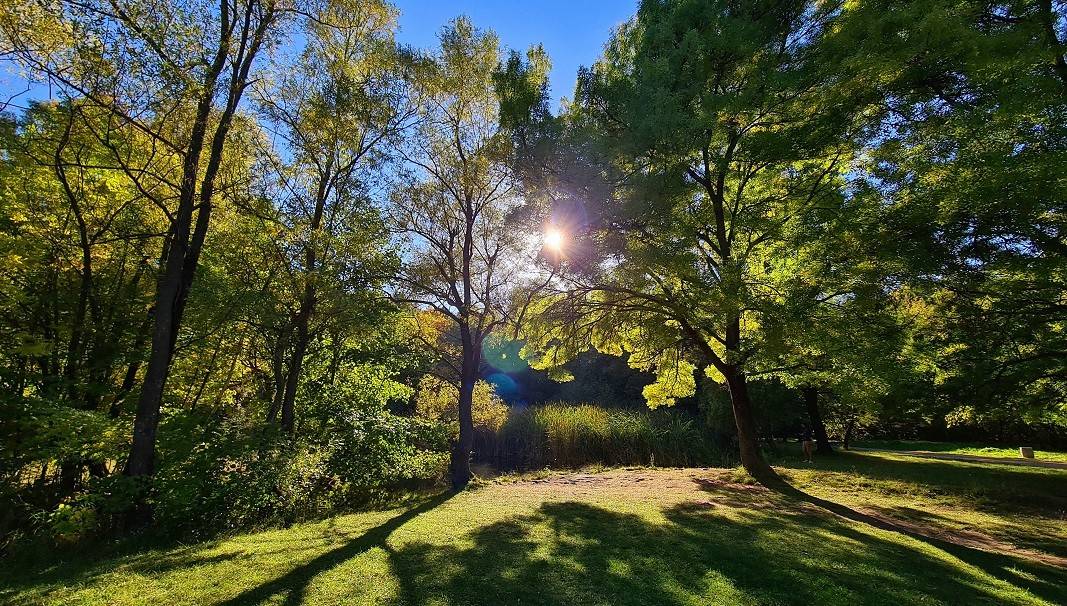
[855,439,1067,462]
[3,451,1066,606]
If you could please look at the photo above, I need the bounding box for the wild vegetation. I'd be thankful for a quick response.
[0,0,1064,600]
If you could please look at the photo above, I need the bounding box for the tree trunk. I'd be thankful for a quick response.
[450,353,477,489]
[266,326,289,424]
[722,366,777,482]
[280,317,308,433]
[125,248,184,478]
[803,386,833,455]
[110,305,154,418]
[843,417,856,450]
[680,316,777,483]
[279,164,329,433]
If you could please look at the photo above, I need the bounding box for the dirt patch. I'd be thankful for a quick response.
[518,467,721,492]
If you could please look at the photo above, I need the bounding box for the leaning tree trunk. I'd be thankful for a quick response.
[722,366,777,482]
[803,386,833,455]
[123,1,275,500]
[278,166,328,433]
[681,316,778,484]
[125,247,185,479]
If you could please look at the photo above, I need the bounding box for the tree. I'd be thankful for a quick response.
[389,18,538,488]
[255,0,410,433]
[829,0,1067,438]
[2,0,287,495]
[517,0,858,482]
[0,101,162,506]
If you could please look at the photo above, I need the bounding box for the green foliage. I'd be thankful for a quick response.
[1,0,1066,550]
[415,375,509,432]
[827,0,1067,432]
[152,410,447,537]
[494,403,732,470]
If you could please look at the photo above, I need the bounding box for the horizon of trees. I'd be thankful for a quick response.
[0,0,1063,539]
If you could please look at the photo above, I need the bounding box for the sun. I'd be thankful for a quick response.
[543,227,564,251]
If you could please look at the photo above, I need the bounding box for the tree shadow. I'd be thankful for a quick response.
[387,497,1067,606]
[859,503,1067,561]
[773,449,1067,514]
[214,491,454,606]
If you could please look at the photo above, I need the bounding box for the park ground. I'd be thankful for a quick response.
[2,449,1066,606]
[854,440,1067,463]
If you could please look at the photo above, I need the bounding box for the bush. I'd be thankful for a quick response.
[489,403,732,470]
[151,408,449,537]
[415,375,509,432]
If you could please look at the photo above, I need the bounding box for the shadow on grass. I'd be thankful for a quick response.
[214,491,454,606]
[773,449,1067,513]
[385,497,1067,606]
[6,455,1066,606]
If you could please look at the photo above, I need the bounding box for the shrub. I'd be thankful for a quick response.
[415,375,509,432]
[151,408,449,537]
[491,403,732,470]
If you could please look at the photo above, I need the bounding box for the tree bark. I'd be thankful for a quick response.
[680,316,777,483]
[267,327,289,424]
[279,162,331,433]
[450,348,477,489]
[803,386,833,455]
[280,315,308,433]
[722,366,777,481]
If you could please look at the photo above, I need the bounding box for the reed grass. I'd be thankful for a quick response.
[486,403,732,470]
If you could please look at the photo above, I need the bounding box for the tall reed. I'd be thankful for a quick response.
[486,403,732,470]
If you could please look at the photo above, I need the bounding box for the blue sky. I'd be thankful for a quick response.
[0,1,636,113]
[393,1,636,106]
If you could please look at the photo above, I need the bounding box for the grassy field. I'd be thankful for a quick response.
[3,450,1066,606]
[854,439,1067,462]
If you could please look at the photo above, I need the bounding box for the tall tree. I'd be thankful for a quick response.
[829,0,1067,436]
[389,18,534,488]
[255,0,410,432]
[518,0,857,482]
[1,0,286,495]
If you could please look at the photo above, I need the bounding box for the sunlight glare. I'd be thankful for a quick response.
[544,227,564,251]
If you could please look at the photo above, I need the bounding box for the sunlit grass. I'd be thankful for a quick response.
[3,452,1065,606]
[855,439,1067,463]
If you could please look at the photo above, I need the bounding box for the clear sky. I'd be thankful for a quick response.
[0,1,637,113]
[392,1,637,107]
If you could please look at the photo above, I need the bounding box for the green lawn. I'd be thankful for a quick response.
[854,439,1067,463]
[3,451,1066,606]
